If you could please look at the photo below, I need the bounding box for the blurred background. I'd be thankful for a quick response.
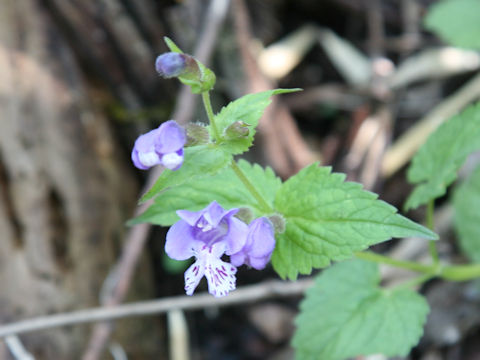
[2,0,480,359]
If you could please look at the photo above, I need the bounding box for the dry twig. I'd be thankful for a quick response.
[232,0,314,178]
[0,279,313,339]
[382,71,480,177]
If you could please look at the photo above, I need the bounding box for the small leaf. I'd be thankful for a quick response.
[164,36,184,54]
[162,253,190,274]
[273,164,437,280]
[405,102,480,210]
[140,145,231,202]
[212,89,301,155]
[130,160,281,226]
[424,0,480,49]
[293,259,430,360]
[453,165,480,262]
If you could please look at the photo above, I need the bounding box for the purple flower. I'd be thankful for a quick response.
[155,52,187,78]
[165,201,248,297]
[230,217,276,270]
[131,120,186,170]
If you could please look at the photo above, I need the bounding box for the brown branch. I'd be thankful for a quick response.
[283,84,366,112]
[232,0,314,178]
[366,0,385,57]
[0,279,313,339]
[81,1,231,359]
[399,0,421,56]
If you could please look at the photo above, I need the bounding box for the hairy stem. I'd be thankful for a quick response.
[357,250,480,283]
[426,199,440,265]
[201,91,272,215]
[394,273,435,291]
[441,264,480,281]
[355,251,434,274]
[202,91,220,140]
[230,160,273,213]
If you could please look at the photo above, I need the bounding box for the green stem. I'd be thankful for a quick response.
[426,199,440,265]
[357,250,480,283]
[230,160,273,213]
[201,91,271,214]
[441,264,480,281]
[202,91,220,141]
[355,251,434,274]
[394,273,435,291]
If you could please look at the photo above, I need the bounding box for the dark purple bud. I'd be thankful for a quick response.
[155,52,187,78]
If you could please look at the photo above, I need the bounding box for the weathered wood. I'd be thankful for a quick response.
[43,0,169,108]
[0,0,159,358]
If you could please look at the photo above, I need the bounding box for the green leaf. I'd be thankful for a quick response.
[162,253,190,274]
[293,259,430,360]
[212,89,301,155]
[131,160,281,226]
[405,102,480,210]
[164,36,184,53]
[140,145,231,202]
[273,164,437,279]
[424,0,480,49]
[453,165,480,262]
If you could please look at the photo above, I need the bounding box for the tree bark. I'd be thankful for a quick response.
[0,0,159,358]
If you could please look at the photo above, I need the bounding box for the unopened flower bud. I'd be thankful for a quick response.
[225,121,250,139]
[159,37,216,93]
[186,123,210,146]
[155,52,187,78]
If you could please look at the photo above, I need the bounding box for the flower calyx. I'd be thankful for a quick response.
[185,123,210,146]
[224,121,250,140]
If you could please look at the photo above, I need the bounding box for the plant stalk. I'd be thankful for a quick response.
[200,91,272,213]
[426,200,440,265]
[355,251,434,274]
[230,160,273,213]
[202,91,221,140]
[441,264,480,281]
[394,273,435,290]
